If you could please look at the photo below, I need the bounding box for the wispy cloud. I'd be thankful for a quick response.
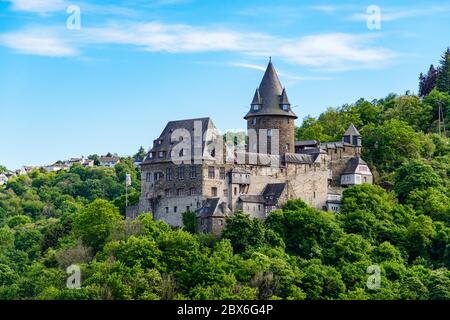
[229,62,332,81]
[0,27,77,56]
[0,21,397,71]
[311,5,338,14]
[1,0,138,16]
[1,0,67,14]
[348,5,450,22]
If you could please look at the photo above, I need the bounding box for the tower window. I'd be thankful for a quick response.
[251,118,257,125]
[253,104,260,111]
[208,166,215,179]
[281,104,289,111]
[267,129,272,137]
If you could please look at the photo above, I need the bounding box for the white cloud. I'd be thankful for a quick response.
[0,22,397,70]
[229,62,332,81]
[311,5,338,14]
[349,5,450,22]
[0,28,77,56]
[2,0,67,14]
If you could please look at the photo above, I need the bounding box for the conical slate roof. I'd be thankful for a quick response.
[244,59,297,119]
[344,123,361,136]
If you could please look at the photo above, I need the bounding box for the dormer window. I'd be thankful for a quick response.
[158,151,165,158]
[157,139,163,145]
[149,152,154,159]
[281,104,289,111]
[252,104,260,111]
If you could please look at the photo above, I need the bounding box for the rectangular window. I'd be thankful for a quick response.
[208,166,215,179]
[211,187,218,197]
[220,167,225,179]
[166,168,172,181]
[165,189,172,197]
[165,207,169,213]
[148,152,154,159]
[146,172,152,182]
[189,187,196,196]
[177,188,184,196]
[154,172,161,181]
[190,165,197,179]
[234,187,237,196]
[174,206,177,213]
[158,151,165,158]
[267,129,272,137]
[223,189,228,197]
[186,206,190,212]
[177,166,185,180]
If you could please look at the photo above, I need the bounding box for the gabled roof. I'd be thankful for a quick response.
[244,59,297,119]
[342,157,369,174]
[239,194,265,203]
[262,183,287,206]
[196,197,231,218]
[251,89,262,105]
[295,140,319,147]
[344,123,361,136]
[280,88,290,104]
[99,156,120,162]
[143,117,215,164]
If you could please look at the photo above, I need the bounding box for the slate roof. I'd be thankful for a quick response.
[262,183,287,206]
[99,156,120,162]
[320,141,353,149]
[143,117,214,164]
[284,153,317,164]
[239,195,265,203]
[295,140,319,147]
[344,123,361,136]
[342,157,368,174]
[196,197,231,218]
[244,60,297,119]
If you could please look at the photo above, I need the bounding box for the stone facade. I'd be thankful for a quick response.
[136,60,373,234]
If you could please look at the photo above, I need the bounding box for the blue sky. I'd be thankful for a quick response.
[1,0,450,169]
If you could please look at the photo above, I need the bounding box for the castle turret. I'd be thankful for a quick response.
[244,59,297,154]
[343,123,362,149]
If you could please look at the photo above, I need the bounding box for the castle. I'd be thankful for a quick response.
[137,60,373,234]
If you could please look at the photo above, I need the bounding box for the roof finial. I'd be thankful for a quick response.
[269,56,272,63]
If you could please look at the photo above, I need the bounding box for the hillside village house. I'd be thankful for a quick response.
[136,60,373,234]
[99,156,121,167]
[0,174,8,186]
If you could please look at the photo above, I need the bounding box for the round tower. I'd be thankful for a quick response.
[244,59,297,155]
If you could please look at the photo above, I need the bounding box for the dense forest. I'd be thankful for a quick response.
[0,49,449,300]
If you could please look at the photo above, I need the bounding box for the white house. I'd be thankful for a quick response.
[99,156,121,167]
[340,157,373,186]
[0,174,8,186]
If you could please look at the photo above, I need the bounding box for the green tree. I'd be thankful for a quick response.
[182,211,197,234]
[406,215,436,261]
[73,199,123,250]
[362,119,425,172]
[222,211,266,253]
[436,47,450,94]
[394,160,441,203]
